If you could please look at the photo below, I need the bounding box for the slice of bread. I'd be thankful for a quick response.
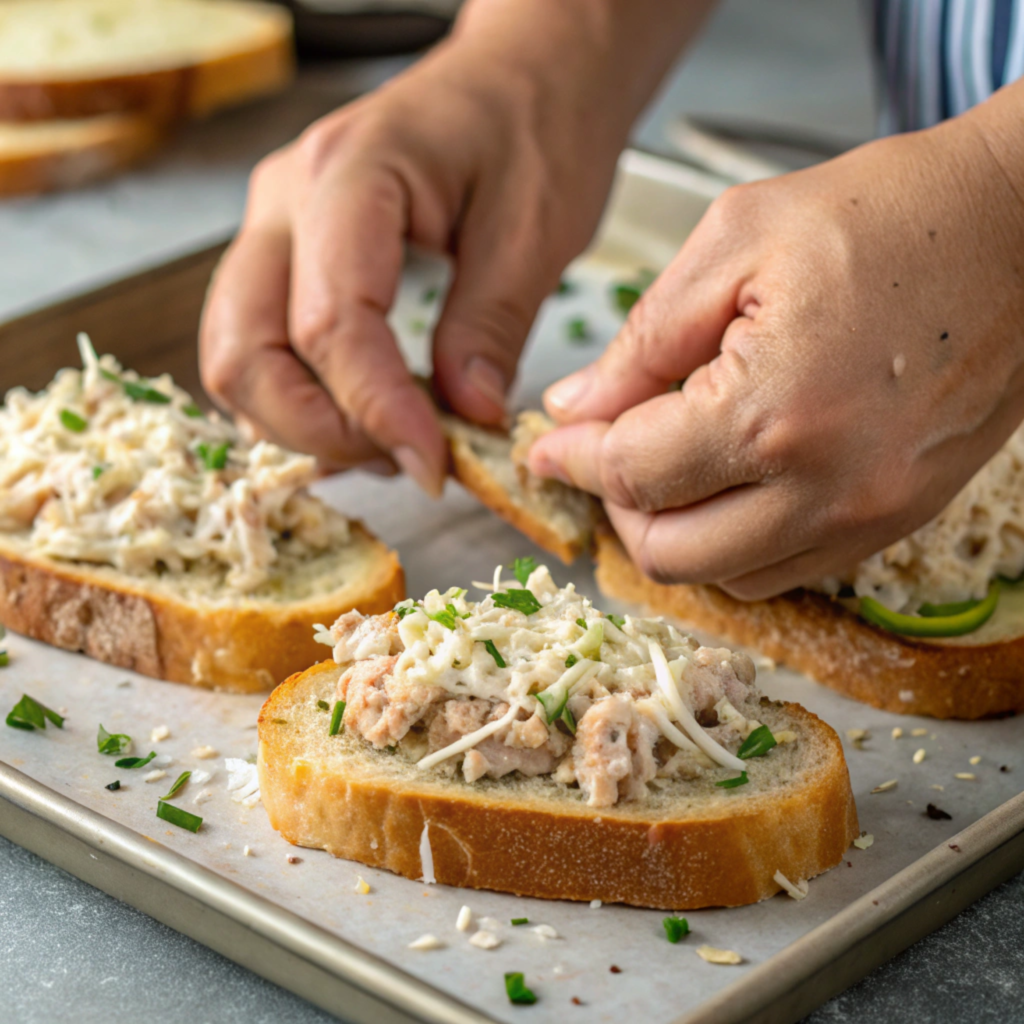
[258,660,858,909]
[0,0,293,122]
[443,415,600,564]
[0,113,164,196]
[594,531,1024,721]
[0,523,403,692]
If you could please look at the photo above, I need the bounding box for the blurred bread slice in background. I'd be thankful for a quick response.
[0,0,294,196]
[0,0,293,121]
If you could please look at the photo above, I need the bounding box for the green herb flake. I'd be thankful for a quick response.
[395,602,416,620]
[92,465,104,480]
[97,724,132,755]
[60,408,88,432]
[610,268,657,315]
[566,317,591,343]
[493,589,542,616]
[576,617,587,629]
[511,917,529,926]
[409,318,428,334]
[156,800,202,833]
[161,771,191,800]
[124,380,171,404]
[663,916,690,943]
[329,700,346,736]
[421,286,439,304]
[504,972,537,1006]
[105,781,121,792]
[428,603,467,631]
[556,278,574,296]
[564,653,578,669]
[715,771,750,789]
[0,651,8,668]
[606,614,626,629]
[182,402,204,418]
[511,556,537,586]
[316,699,330,712]
[737,725,777,760]
[195,441,230,471]
[560,704,577,736]
[6,694,64,731]
[115,750,156,769]
[482,639,506,668]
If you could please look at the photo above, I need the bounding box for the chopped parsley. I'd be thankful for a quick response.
[492,589,542,616]
[91,465,105,480]
[105,781,121,792]
[182,402,204,418]
[556,278,574,295]
[511,917,529,926]
[329,700,346,736]
[428,603,468,630]
[195,441,230,471]
[161,771,191,800]
[564,653,578,669]
[482,639,506,668]
[59,408,88,432]
[394,602,416,619]
[157,800,202,832]
[115,751,156,769]
[421,286,439,303]
[0,652,8,667]
[511,556,537,586]
[606,614,626,630]
[576,617,587,629]
[100,368,171,404]
[6,694,63,731]
[559,704,577,736]
[715,771,749,789]
[566,317,591,343]
[610,268,657,315]
[504,972,537,1006]
[316,699,330,712]
[97,724,131,755]
[663,916,689,943]
[737,725,777,760]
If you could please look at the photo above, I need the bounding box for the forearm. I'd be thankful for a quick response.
[447,0,719,152]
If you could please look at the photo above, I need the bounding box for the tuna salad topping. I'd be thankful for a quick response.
[0,334,350,591]
[315,561,789,807]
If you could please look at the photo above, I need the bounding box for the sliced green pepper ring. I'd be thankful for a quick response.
[919,597,985,617]
[859,580,1000,638]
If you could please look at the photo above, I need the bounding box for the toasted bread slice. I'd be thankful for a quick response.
[0,0,292,123]
[0,523,403,692]
[443,415,600,564]
[0,113,165,196]
[595,531,1024,720]
[258,660,858,909]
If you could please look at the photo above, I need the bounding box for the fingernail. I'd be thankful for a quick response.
[394,445,444,498]
[545,366,594,416]
[528,448,573,486]
[465,356,508,411]
[360,458,398,478]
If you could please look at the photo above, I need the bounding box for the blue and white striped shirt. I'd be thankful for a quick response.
[876,0,1024,132]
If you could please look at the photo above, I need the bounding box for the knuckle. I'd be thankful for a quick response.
[634,540,679,587]
[295,112,353,177]
[599,431,656,512]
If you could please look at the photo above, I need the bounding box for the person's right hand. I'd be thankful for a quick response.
[198,31,629,494]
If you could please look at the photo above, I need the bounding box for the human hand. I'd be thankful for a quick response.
[529,112,1024,598]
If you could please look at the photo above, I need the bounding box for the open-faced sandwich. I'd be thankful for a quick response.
[258,561,857,909]
[0,334,403,691]
[444,412,1024,720]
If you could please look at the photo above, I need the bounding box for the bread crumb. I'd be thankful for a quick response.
[151,725,171,742]
[143,769,167,783]
[853,834,875,850]
[286,855,301,864]
[871,779,898,793]
[955,772,977,781]
[911,728,928,737]
[755,655,776,672]
[354,876,370,895]
[191,745,218,760]
[696,945,742,965]
[456,905,472,932]
[846,728,868,741]
[891,727,904,739]
[589,899,602,909]
[408,934,444,951]
[370,839,378,850]
[931,784,945,791]
[969,756,981,765]
[243,845,253,857]
[913,748,927,764]
[773,870,809,900]
[469,931,501,950]
[533,924,559,940]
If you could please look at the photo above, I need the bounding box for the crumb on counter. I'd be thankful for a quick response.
[589,899,602,909]
[955,772,977,781]
[143,769,167,783]
[913,748,927,764]
[151,725,171,742]
[853,833,875,850]
[891,727,904,739]
[871,779,898,794]
[911,728,928,737]
[191,745,218,760]
[969,756,981,765]
[408,934,445,951]
[243,845,253,857]
[456,905,473,932]
[469,930,501,950]
[354,876,370,894]
[286,854,301,864]
[696,945,743,965]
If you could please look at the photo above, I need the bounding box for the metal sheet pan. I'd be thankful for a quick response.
[1,149,1022,1024]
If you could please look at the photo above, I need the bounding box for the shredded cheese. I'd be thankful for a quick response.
[419,822,435,884]
[696,945,743,965]
[773,870,809,900]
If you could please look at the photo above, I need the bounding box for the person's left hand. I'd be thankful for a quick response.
[527,107,1024,599]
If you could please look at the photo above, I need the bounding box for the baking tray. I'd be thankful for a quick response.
[1,149,1023,1024]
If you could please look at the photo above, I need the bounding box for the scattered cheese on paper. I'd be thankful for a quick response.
[469,931,501,950]
[871,779,898,794]
[696,945,742,965]
[853,834,875,850]
[408,934,444,951]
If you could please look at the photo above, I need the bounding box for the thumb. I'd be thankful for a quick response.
[431,207,560,425]
[543,232,745,425]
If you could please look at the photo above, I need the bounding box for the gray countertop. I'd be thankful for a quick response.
[1,1,1019,1021]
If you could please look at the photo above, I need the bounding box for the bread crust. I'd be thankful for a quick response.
[595,531,1024,720]
[0,524,404,692]
[0,114,166,197]
[258,662,859,909]
[0,5,293,122]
